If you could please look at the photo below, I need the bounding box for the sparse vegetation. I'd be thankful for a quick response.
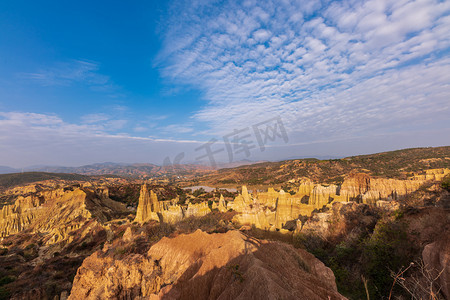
[0,146,448,299]
[192,187,206,197]
[0,287,10,300]
[174,211,235,234]
[193,147,450,186]
[0,172,91,189]
[391,260,446,299]
[441,174,450,191]
[291,204,449,300]
[228,264,245,282]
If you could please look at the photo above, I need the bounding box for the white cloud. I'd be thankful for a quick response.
[81,113,110,124]
[3,0,450,167]
[79,113,128,131]
[19,59,118,93]
[253,29,271,42]
[163,123,194,134]
[133,126,150,132]
[157,0,450,145]
[0,111,206,168]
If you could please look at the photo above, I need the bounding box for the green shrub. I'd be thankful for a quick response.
[0,276,15,286]
[228,264,244,283]
[361,220,416,299]
[441,174,450,191]
[25,243,35,250]
[193,188,206,197]
[114,247,127,256]
[177,194,187,205]
[293,233,325,253]
[393,209,404,220]
[0,287,10,300]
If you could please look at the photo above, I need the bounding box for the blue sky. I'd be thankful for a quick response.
[0,0,449,168]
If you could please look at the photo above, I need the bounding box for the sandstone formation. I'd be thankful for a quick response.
[309,169,450,206]
[0,183,134,300]
[232,185,316,231]
[309,184,337,208]
[134,183,214,224]
[0,187,128,242]
[135,183,160,223]
[412,168,450,181]
[213,194,227,212]
[185,201,210,218]
[69,230,346,300]
[133,169,448,232]
[338,173,424,204]
[231,169,449,231]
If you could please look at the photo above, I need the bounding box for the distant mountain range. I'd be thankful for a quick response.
[0,166,21,174]
[0,160,266,177]
[2,146,449,180]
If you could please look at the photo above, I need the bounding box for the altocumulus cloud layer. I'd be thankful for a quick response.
[1,0,450,167]
[159,0,450,141]
[0,112,205,167]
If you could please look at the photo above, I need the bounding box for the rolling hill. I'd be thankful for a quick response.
[188,146,450,186]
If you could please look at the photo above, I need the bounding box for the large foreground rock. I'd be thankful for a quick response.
[69,230,346,299]
[422,231,450,299]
